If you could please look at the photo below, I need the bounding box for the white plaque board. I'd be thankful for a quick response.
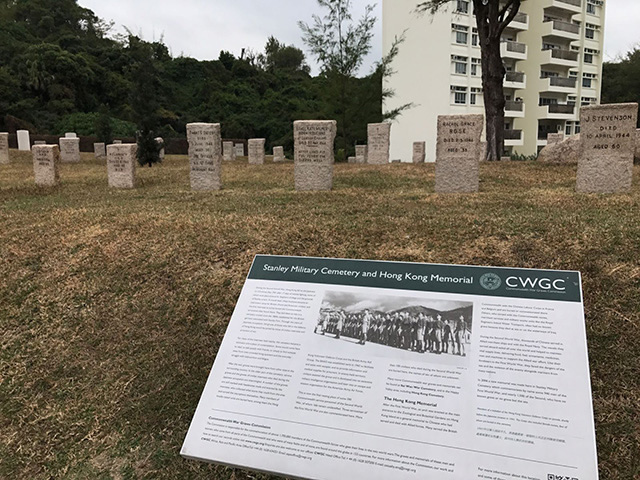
[183,255,597,480]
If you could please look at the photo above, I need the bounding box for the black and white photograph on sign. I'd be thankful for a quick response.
[313,290,472,363]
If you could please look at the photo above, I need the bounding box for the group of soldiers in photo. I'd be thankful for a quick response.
[314,307,470,356]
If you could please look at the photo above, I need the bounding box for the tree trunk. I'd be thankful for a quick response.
[481,37,506,161]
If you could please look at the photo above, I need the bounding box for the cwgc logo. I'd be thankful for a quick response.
[479,273,502,291]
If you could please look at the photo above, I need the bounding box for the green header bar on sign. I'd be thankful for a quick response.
[248,255,582,303]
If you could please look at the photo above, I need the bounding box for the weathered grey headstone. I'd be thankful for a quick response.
[34,140,46,145]
[107,143,137,189]
[538,134,580,163]
[435,114,484,193]
[547,133,564,145]
[223,141,234,162]
[59,137,81,163]
[186,123,222,191]
[273,146,285,162]
[0,132,10,164]
[113,140,123,145]
[234,143,244,157]
[155,137,165,160]
[94,142,106,158]
[65,132,77,138]
[17,130,30,151]
[348,156,356,164]
[294,120,336,191]
[366,123,391,164]
[32,145,60,187]
[412,142,426,163]
[577,103,638,193]
[355,145,367,164]
[248,138,266,165]
[635,129,640,163]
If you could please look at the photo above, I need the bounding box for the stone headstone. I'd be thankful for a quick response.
[107,143,137,189]
[634,129,640,163]
[479,141,487,162]
[538,134,580,163]
[17,130,30,151]
[186,123,222,191]
[577,103,638,193]
[0,132,10,164]
[348,156,356,164]
[547,133,564,145]
[34,140,46,145]
[273,146,285,162]
[59,137,81,163]
[223,141,234,162]
[94,142,106,158]
[412,142,426,163]
[155,137,165,160]
[435,114,484,193]
[32,145,60,187]
[113,140,123,145]
[294,120,336,191]
[355,145,367,164]
[65,132,77,138]
[248,138,266,165]
[234,143,244,157]
[367,123,391,164]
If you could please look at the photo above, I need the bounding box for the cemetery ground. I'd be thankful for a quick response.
[1,151,639,480]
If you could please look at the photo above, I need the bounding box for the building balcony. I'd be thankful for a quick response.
[541,19,581,41]
[505,100,525,118]
[508,12,529,31]
[544,0,582,14]
[540,103,576,120]
[500,41,527,60]
[504,129,524,146]
[540,76,577,93]
[504,71,526,89]
[541,47,579,67]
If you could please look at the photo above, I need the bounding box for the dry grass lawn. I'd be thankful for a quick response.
[0,151,639,479]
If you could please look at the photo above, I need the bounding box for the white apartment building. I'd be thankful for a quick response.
[383,0,606,161]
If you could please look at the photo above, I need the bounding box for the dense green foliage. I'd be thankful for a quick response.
[602,48,640,126]
[0,0,385,155]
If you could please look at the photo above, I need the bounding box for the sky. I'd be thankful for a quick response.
[79,0,639,73]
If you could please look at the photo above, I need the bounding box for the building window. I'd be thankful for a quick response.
[567,95,577,106]
[581,97,596,106]
[582,73,596,88]
[471,58,481,76]
[586,27,595,39]
[539,97,558,106]
[452,24,469,44]
[575,122,581,134]
[452,55,468,74]
[587,3,596,14]
[456,0,469,14]
[584,52,593,64]
[565,122,573,136]
[472,28,479,46]
[451,86,467,104]
[470,87,482,105]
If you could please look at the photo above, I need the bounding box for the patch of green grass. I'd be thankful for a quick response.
[0,151,639,479]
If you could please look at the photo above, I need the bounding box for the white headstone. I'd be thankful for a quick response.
[65,132,77,138]
[294,120,336,191]
[412,142,426,163]
[273,146,285,162]
[187,123,222,191]
[0,132,10,164]
[367,123,391,164]
[32,145,60,187]
[355,144,367,164]
[155,137,165,160]
[107,143,137,189]
[34,140,46,145]
[234,143,245,157]
[59,137,81,163]
[223,141,234,162]
[94,142,106,158]
[113,140,123,145]
[248,138,266,165]
[17,130,30,151]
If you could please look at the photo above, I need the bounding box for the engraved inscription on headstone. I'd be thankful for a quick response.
[17,130,30,151]
[187,123,222,191]
[577,103,638,193]
[435,114,484,193]
[94,142,106,158]
[223,141,234,162]
[0,133,10,165]
[248,139,266,165]
[547,133,564,145]
[355,144,367,164]
[273,146,285,162]
[59,137,81,163]
[107,143,137,189]
[294,120,336,191]
[32,145,60,187]
[412,142,426,163]
[234,143,244,157]
[367,123,391,164]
